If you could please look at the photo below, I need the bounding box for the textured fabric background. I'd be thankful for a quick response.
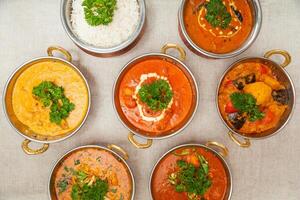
[0,0,300,199]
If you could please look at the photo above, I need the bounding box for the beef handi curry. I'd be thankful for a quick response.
[184,0,253,53]
[151,146,228,200]
[118,58,194,136]
[218,62,289,135]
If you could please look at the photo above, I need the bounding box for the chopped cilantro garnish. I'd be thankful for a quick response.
[64,166,69,172]
[168,156,211,197]
[138,79,173,111]
[205,0,232,29]
[82,0,117,26]
[32,81,75,125]
[74,160,80,165]
[57,179,69,193]
[230,92,265,121]
[71,179,108,200]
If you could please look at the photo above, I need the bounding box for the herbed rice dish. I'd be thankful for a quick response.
[71,0,140,48]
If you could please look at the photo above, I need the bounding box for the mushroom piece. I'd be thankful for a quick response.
[272,89,289,105]
[228,112,246,130]
[233,77,245,90]
[245,73,256,84]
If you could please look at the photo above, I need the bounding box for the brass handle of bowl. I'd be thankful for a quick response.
[206,141,229,157]
[161,43,186,61]
[227,131,251,148]
[264,49,291,68]
[47,46,72,62]
[107,144,129,160]
[128,132,153,149]
[21,139,49,155]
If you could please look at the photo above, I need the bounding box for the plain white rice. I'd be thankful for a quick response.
[71,0,140,48]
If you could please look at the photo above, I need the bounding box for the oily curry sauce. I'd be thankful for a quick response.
[118,58,194,136]
[184,0,253,53]
[53,148,132,200]
[218,62,288,135]
[12,61,89,137]
[151,146,228,200]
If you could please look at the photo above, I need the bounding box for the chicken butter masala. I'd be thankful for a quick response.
[118,58,194,136]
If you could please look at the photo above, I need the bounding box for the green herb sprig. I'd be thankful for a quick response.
[71,178,108,200]
[138,79,173,111]
[59,167,109,200]
[168,155,211,197]
[230,92,265,122]
[57,179,69,193]
[205,0,232,29]
[82,0,117,26]
[32,81,75,125]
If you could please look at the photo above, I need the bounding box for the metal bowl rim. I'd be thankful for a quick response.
[60,0,146,54]
[2,56,91,144]
[178,0,262,59]
[47,144,135,200]
[112,52,199,140]
[215,56,296,140]
[148,143,233,199]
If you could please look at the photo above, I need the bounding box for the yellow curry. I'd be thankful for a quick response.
[12,61,89,136]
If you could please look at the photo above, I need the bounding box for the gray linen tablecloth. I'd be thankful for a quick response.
[0,0,300,199]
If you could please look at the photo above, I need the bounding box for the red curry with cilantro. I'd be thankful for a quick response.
[183,0,253,53]
[117,58,194,137]
[151,146,228,200]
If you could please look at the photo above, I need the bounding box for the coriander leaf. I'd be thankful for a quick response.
[82,0,117,26]
[138,79,173,111]
[57,179,69,193]
[204,0,232,29]
[71,178,108,200]
[71,184,81,200]
[169,159,211,197]
[230,92,265,122]
[32,81,75,125]
[73,170,88,182]
[74,159,80,165]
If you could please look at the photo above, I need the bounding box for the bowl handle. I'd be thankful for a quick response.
[47,46,72,62]
[21,139,49,155]
[205,141,229,157]
[128,132,152,149]
[264,50,291,68]
[227,131,251,148]
[161,44,186,61]
[107,144,129,160]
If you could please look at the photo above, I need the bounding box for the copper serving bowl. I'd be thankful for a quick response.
[61,0,146,57]
[3,46,91,155]
[216,49,295,148]
[149,141,232,199]
[178,0,262,59]
[48,144,135,200]
[113,44,199,149]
